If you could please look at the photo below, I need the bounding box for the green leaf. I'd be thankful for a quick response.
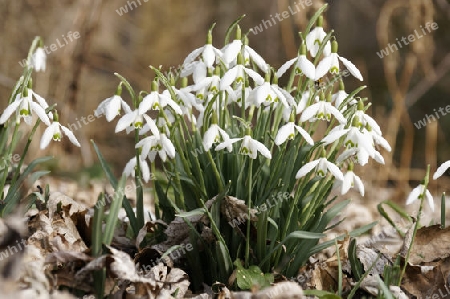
[225,15,246,44]
[176,208,206,218]
[91,140,139,237]
[349,221,378,237]
[103,173,127,245]
[303,290,342,298]
[348,238,363,281]
[234,259,273,290]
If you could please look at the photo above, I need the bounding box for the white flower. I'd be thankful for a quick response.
[115,108,145,134]
[95,95,131,122]
[406,184,434,212]
[305,26,331,58]
[32,48,46,72]
[123,156,151,183]
[353,109,382,136]
[341,170,364,196]
[139,90,182,115]
[434,160,450,180]
[274,122,314,146]
[222,39,269,73]
[137,133,175,162]
[247,81,294,108]
[315,48,363,81]
[203,124,230,151]
[182,33,222,69]
[181,61,207,84]
[295,157,344,180]
[300,100,346,124]
[0,91,50,126]
[192,73,221,99]
[40,121,80,149]
[215,135,271,159]
[332,90,356,110]
[276,54,315,80]
[220,64,264,90]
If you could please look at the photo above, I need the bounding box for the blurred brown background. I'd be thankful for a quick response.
[0,0,449,199]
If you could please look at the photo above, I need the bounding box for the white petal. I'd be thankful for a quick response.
[338,56,363,81]
[254,140,272,159]
[223,40,242,64]
[326,105,347,124]
[161,134,176,159]
[275,123,294,145]
[325,161,344,180]
[434,160,450,180]
[245,45,268,73]
[300,103,320,122]
[123,157,137,178]
[341,172,353,195]
[183,46,204,65]
[220,67,238,90]
[321,128,348,145]
[215,138,241,151]
[406,186,422,205]
[105,96,121,122]
[40,123,57,149]
[314,56,333,80]
[298,56,315,80]
[203,125,218,151]
[115,111,136,133]
[140,158,151,182]
[31,91,49,109]
[294,125,314,145]
[61,125,81,147]
[139,92,157,114]
[353,174,365,196]
[244,68,264,86]
[276,57,298,78]
[295,160,320,179]
[143,114,160,137]
[202,44,216,68]
[425,190,435,212]
[0,100,21,124]
[30,102,51,126]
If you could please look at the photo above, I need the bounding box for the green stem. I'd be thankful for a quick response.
[245,158,253,267]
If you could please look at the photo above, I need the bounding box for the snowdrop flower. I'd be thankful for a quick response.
[0,89,50,126]
[220,54,264,90]
[275,120,314,146]
[123,156,151,183]
[295,91,317,114]
[95,86,131,122]
[203,123,231,151]
[248,74,294,108]
[305,16,331,58]
[192,67,221,100]
[295,152,344,180]
[352,101,382,136]
[115,108,147,134]
[40,112,80,149]
[182,27,222,70]
[276,43,315,80]
[331,81,356,110]
[32,47,46,72]
[300,93,346,124]
[181,61,207,84]
[215,135,271,159]
[406,183,434,212]
[222,27,268,73]
[139,82,182,115]
[433,160,450,180]
[340,164,364,196]
[315,40,363,81]
[137,133,175,162]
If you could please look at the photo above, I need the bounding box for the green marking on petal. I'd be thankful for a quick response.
[52,133,61,141]
[20,109,30,116]
[330,66,339,74]
[134,121,143,128]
